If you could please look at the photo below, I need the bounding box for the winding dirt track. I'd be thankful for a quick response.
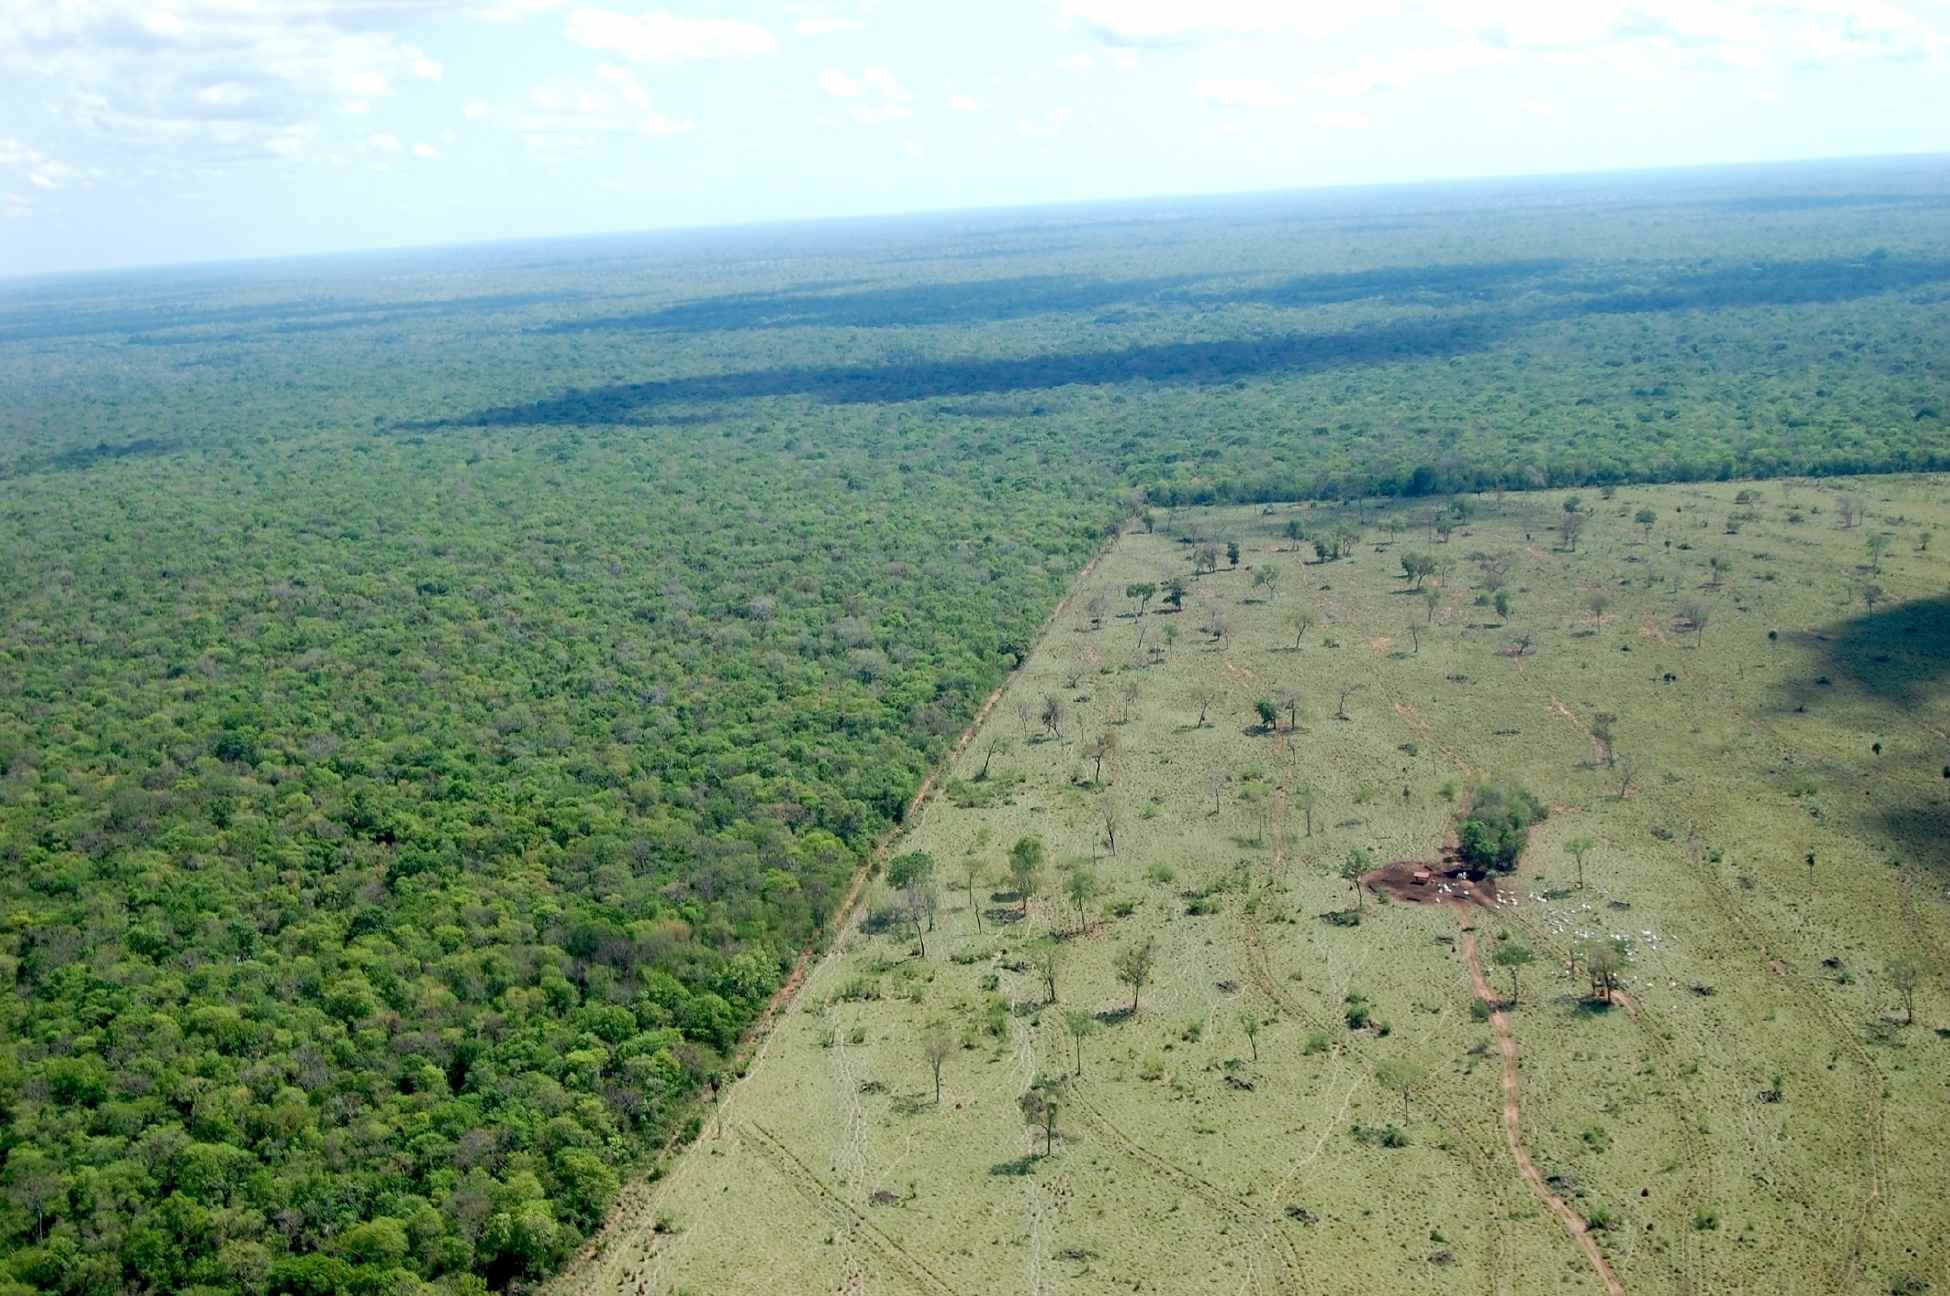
[1457,923,1626,1296]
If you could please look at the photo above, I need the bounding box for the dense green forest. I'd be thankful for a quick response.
[0,157,1947,1295]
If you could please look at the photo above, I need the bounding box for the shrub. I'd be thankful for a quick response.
[1456,783,1548,873]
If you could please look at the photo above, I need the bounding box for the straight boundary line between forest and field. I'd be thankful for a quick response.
[559,524,1122,1285]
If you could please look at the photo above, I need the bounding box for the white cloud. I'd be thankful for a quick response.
[1308,43,1513,96]
[1057,53,1097,72]
[366,132,403,153]
[1314,109,1370,129]
[565,7,778,62]
[413,142,440,158]
[1195,77,1294,107]
[820,65,910,124]
[1060,0,1400,44]
[1521,98,1555,116]
[795,15,866,35]
[471,68,695,144]
[1018,107,1073,137]
[2,193,29,219]
[0,138,92,191]
[948,94,983,111]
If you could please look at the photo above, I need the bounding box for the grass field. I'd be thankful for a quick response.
[562,475,1950,1296]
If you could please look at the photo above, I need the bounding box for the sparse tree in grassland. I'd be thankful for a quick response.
[1586,939,1625,1003]
[1434,518,1455,545]
[1032,938,1063,1004]
[1406,622,1422,655]
[1294,784,1318,837]
[960,859,988,931]
[1164,575,1187,610]
[1120,680,1140,723]
[1680,600,1711,646]
[1590,711,1618,765]
[1284,518,1306,549]
[1838,497,1861,529]
[1255,698,1278,732]
[1635,507,1657,539]
[887,850,938,953]
[1008,836,1046,916]
[1193,686,1218,729]
[1194,542,1221,577]
[1209,771,1227,818]
[1492,942,1536,1006]
[1861,583,1885,614]
[1401,552,1439,588]
[1341,848,1372,910]
[1290,608,1316,649]
[1374,1057,1426,1123]
[1422,587,1440,624]
[1114,936,1158,1014]
[1337,682,1366,721]
[1253,566,1280,600]
[1099,797,1121,856]
[1565,836,1597,889]
[1240,1010,1262,1062]
[1493,590,1513,622]
[1585,591,1611,620]
[1065,1010,1097,1075]
[1888,957,1920,1026]
[979,734,1011,780]
[924,1026,954,1104]
[1066,865,1098,934]
[1126,581,1157,617]
[1281,690,1302,732]
[1203,607,1230,647]
[1558,511,1587,552]
[1085,594,1107,629]
[1014,698,1034,735]
[1162,623,1179,658]
[1040,693,1065,739]
[1707,555,1730,589]
[1226,540,1240,568]
[1085,729,1119,785]
[1614,754,1640,800]
[1019,1084,1060,1156]
[1866,532,1893,575]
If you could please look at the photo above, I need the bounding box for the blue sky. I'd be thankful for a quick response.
[2,0,1947,276]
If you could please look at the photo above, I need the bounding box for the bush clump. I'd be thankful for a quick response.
[1456,783,1548,873]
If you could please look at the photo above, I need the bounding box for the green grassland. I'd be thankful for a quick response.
[582,474,1950,1296]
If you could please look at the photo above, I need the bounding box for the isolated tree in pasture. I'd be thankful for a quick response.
[1373,1057,1426,1122]
[1590,712,1618,765]
[1192,686,1218,728]
[1284,518,1307,549]
[1194,543,1221,577]
[1635,507,1658,539]
[1040,694,1065,739]
[1099,797,1122,856]
[1837,497,1861,529]
[1254,698,1278,732]
[1240,1010,1262,1061]
[1422,587,1441,624]
[1336,682,1367,721]
[1208,771,1228,818]
[1085,594,1107,629]
[1340,848,1373,911]
[979,734,1011,780]
[1861,583,1885,614]
[1585,591,1611,620]
[1558,511,1588,552]
[1493,590,1513,622]
[1226,540,1240,568]
[1203,607,1230,646]
[1019,1085,1060,1156]
[1014,698,1035,735]
[1252,566,1281,600]
[1586,939,1625,1003]
[1164,575,1187,610]
[1293,784,1318,837]
[1888,957,1920,1026]
[1562,494,1583,515]
[1085,729,1119,785]
[1008,836,1046,915]
[1406,622,1422,655]
[1032,939,1063,1004]
[1114,937,1159,1014]
[1679,600,1711,646]
[1401,552,1439,589]
[1281,690,1302,732]
[1290,608,1316,649]
[924,1026,954,1103]
[1162,623,1180,658]
[1613,754,1640,799]
[1434,518,1455,545]
[1492,942,1536,1006]
[1706,555,1731,588]
[1565,836,1597,889]
[1065,1011,1097,1075]
[960,859,989,930]
[1119,680,1140,723]
[1065,865,1098,933]
[1126,581,1158,617]
[887,850,938,952]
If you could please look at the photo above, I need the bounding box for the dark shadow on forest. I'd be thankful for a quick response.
[0,290,595,346]
[405,315,1503,429]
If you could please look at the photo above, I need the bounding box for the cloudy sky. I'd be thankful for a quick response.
[2,0,1947,275]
